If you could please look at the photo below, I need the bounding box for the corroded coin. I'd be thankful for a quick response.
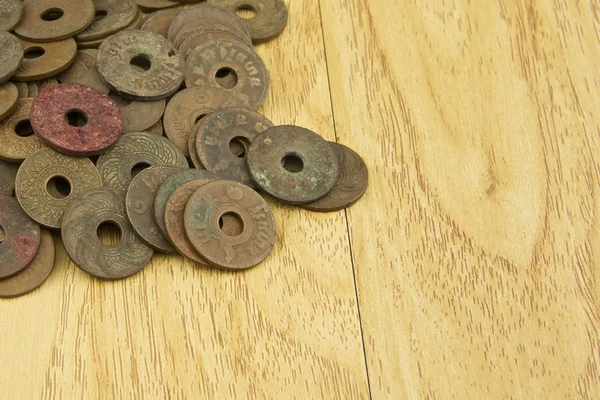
[184,180,276,270]
[31,83,123,156]
[140,7,183,37]
[75,0,138,42]
[15,148,102,229]
[196,107,272,187]
[125,165,183,252]
[61,187,154,280]
[187,120,204,169]
[14,0,95,42]
[0,0,22,32]
[0,98,47,162]
[97,132,188,194]
[0,32,23,85]
[185,40,269,110]
[0,194,41,279]
[97,30,184,100]
[0,159,18,195]
[0,230,54,298]
[247,126,340,203]
[179,29,251,60]
[168,5,250,43]
[13,38,77,81]
[208,0,288,41]
[109,93,166,133]
[56,49,97,82]
[0,82,18,121]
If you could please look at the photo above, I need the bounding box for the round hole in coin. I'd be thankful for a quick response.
[218,212,244,237]
[0,225,5,244]
[15,120,34,137]
[46,176,72,200]
[215,68,238,89]
[96,221,123,246]
[131,162,151,178]
[130,54,152,72]
[229,136,251,158]
[281,154,304,173]
[40,8,65,21]
[65,109,88,127]
[24,47,46,59]
[236,5,257,19]
[108,92,132,108]
[94,10,108,21]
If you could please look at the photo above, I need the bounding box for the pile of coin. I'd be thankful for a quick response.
[0,0,368,294]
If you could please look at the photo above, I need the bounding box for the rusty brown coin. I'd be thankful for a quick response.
[0,159,18,195]
[125,165,183,252]
[109,92,166,133]
[0,0,22,31]
[168,5,250,42]
[13,38,77,81]
[56,49,97,82]
[208,0,288,41]
[187,120,204,169]
[135,0,179,12]
[0,82,18,121]
[0,32,23,84]
[185,40,269,110]
[0,230,54,298]
[75,0,138,42]
[97,30,184,101]
[184,180,276,270]
[61,187,154,280]
[140,7,183,37]
[0,194,41,279]
[31,83,123,156]
[15,148,102,229]
[0,98,47,162]
[247,126,340,203]
[97,132,188,194]
[179,29,251,60]
[14,0,95,42]
[196,107,272,187]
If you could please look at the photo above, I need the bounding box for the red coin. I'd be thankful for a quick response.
[30,83,123,156]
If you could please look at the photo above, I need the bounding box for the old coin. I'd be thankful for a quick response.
[164,86,249,155]
[97,132,188,194]
[187,120,204,169]
[196,107,272,187]
[147,119,164,136]
[302,143,369,212]
[31,83,123,156]
[184,180,276,270]
[61,187,154,280]
[208,0,288,41]
[74,65,109,93]
[56,49,97,82]
[168,5,250,43]
[0,194,41,279]
[0,98,47,162]
[179,29,251,60]
[0,0,23,32]
[140,8,183,37]
[247,126,340,203]
[15,148,102,229]
[185,40,269,110]
[0,159,19,195]
[13,38,77,81]
[172,15,251,49]
[14,0,95,42]
[0,230,54,298]
[97,30,184,101]
[154,169,218,236]
[135,0,179,12]
[75,0,138,42]
[125,165,183,252]
[0,82,18,121]
[0,32,23,84]
[108,92,166,133]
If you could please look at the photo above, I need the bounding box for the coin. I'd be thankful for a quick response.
[97,30,184,101]
[97,132,188,194]
[184,180,276,270]
[61,187,154,280]
[14,0,95,42]
[12,38,77,81]
[208,0,288,41]
[0,0,23,32]
[196,107,272,187]
[0,230,54,298]
[172,12,251,49]
[140,8,183,37]
[74,65,109,93]
[15,148,102,229]
[109,92,166,133]
[56,49,97,82]
[75,0,138,42]
[185,40,269,110]
[135,0,179,12]
[31,83,123,156]
[179,29,251,60]
[0,98,47,162]
[0,159,18,195]
[247,126,340,203]
[146,119,164,136]
[0,82,18,121]
[0,32,23,85]
[0,194,41,279]
[154,169,218,236]
[187,120,204,169]
[125,165,183,252]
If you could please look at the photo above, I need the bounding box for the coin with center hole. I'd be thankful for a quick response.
[76,8,142,49]
[0,194,41,279]
[75,0,138,42]
[0,82,18,121]
[247,126,340,203]
[208,0,288,41]
[14,0,95,42]
[168,5,250,43]
[185,40,269,110]
[184,180,276,270]
[0,159,19,195]
[97,30,184,101]
[0,0,23,31]
[15,148,102,229]
[140,8,183,37]
[179,29,251,60]
[126,165,183,252]
[0,32,23,85]
[56,49,97,82]
[0,230,54,298]
[97,132,189,195]
[196,107,272,187]
[0,98,48,162]
[13,38,77,82]
[61,187,154,280]
[31,83,123,156]
[111,93,166,133]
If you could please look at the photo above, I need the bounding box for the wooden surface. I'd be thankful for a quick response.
[2,0,600,398]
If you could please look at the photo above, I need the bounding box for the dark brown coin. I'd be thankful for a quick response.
[187,120,204,169]
[179,29,251,60]
[184,180,276,270]
[135,0,179,12]
[0,159,18,195]
[56,49,97,82]
[196,107,272,187]
[0,0,23,31]
[140,7,183,37]
[247,126,340,203]
[75,0,138,42]
[168,5,250,43]
[154,169,218,237]
[125,165,183,252]
[97,30,184,101]
[302,143,369,212]
[0,82,18,121]
[185,40,269,110]
[31,83,123,156]
[13,38,77,81]
[109,93,166,133]
[0,98,48,162]
[0,32,23,85]
[14,0,95,42]
[97,132,188,194]
[0,229,54,298]
[0,194,41,279]
[61,187,154,280]
[208,0,288,41]
[164,86,249,155]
